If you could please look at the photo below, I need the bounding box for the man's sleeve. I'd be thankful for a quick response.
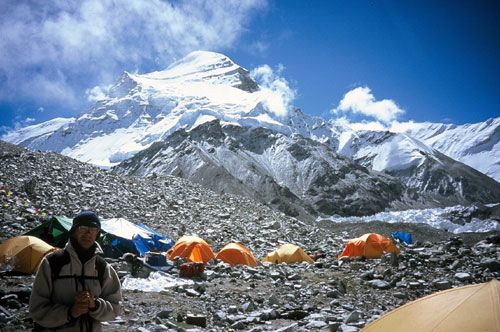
[89,264,122,321]
[29,258,72,328]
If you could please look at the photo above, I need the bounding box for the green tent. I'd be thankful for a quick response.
[24,216,73,248]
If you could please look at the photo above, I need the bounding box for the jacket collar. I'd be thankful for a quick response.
[65,239,104,258]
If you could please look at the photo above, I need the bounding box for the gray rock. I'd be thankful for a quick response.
[367,280,391,290]
[186,314,207,328]
[338,323,360,332]
[156,310,172,319]
[433,280,451,290]
[344,311,362,324]
[454,272,471,281]
[306,320,328,328]
[480,258,500,272]
[241,301,254,312]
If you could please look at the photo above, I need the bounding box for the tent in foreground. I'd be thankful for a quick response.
[167,236,215,263]
[361,279,500,332]
[0,236,56,273]
[262,243,314,264]
[339,233,399,259]
[216,243,258,267]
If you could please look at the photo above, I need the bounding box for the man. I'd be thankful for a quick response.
[29,211,122,331]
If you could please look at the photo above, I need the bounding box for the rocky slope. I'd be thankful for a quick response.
[0,140,499,331]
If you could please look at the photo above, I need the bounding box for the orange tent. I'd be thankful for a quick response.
[167,235,215,263]
[339,233,399,259]
[216,243,258,267]
[0,236,56,273]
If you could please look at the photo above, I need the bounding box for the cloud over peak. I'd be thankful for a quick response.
[333,86,405,124]
[251,64,296,117]
[0,0,267,109]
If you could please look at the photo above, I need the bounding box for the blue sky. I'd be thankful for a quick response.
[1,0,499,133]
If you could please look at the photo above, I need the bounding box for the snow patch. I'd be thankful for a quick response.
[122,271,194,292]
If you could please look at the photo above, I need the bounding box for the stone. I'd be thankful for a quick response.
[306,320,328,328]
[156,310,172,319]
[367,280,391,290]
[241,301,254,312]
[230,320,246,329]
[454,272,471,281]
[185,289,201,297]
[433,280,451,290]
[360,271,374,280]
[338,323,360,332]
[186,314,207,328]
[344,311,362,324]
[480,258,500,272]
[327,289,342,298]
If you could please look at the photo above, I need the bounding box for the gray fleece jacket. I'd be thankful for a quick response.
[29,241,122,331]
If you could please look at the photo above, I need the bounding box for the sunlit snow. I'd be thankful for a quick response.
[122,271,194,292]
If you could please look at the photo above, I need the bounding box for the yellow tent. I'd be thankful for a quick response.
[167,235,215,263]
[0,236,56,273]
[262,243,314,264]
[362,279,500,332]
[216,243,258,267]
[339,233,399,259]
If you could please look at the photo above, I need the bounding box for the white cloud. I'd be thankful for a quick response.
[0,0,267,108]
[333,86,404,124]
[333,117,387,132]
[86,85,111,102]
[250,64,296,117]
[14,117,36,129]
[389,120,422,133]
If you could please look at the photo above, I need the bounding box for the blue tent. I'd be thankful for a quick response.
[392,231,413,245]
[100,218,174,258]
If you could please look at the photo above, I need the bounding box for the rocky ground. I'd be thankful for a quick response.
[1,140,499,331]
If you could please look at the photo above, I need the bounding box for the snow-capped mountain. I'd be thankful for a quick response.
[340,130,500,205]
[114,119,404,219]
[2,50,499,220]
[401,118,500,182]
[3,51,296,167]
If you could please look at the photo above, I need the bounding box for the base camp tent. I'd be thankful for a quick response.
[100,218,174,258]
[0,236,56,273]
[362,279,500,332]
[24,216,73,248]
[392,231,413,245]
[262,243,314,264]
[25,216,174,258]
[216,243,258,267]
[167,236,215,263]
[339,233,400,259]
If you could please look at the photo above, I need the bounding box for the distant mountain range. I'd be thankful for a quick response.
[3,51,499,221]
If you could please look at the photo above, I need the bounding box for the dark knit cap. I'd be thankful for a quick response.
[71,211,101,231]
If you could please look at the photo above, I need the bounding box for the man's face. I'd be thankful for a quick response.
[74,225,99,250]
